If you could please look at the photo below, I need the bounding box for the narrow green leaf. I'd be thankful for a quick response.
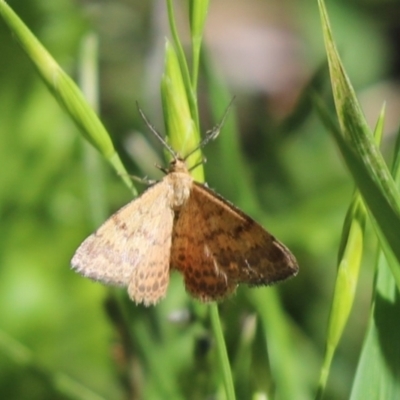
[316,0,400,295]
[314,95,400,290]
[189,0,210,89]
[350,114,400,400]
[165,0,199,130]
[0,0,135,193]
[316,102,387,399]
[314,100,400,399]
[318,0,400,213]
[316,194,366,400]
[315,13,400,393]
[210,305,236,400]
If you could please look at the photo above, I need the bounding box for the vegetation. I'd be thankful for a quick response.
[0,0,399,399]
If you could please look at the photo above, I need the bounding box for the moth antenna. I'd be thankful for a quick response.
[117,171,156,186]
[188,157,207,172]
[184,97,235,161]
[136,102,177,160]
[130,175,156,186]
[154,163,169,175]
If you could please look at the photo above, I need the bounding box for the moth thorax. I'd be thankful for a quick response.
[168,172,193,210]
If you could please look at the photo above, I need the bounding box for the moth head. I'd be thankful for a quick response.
[167,158,189,174]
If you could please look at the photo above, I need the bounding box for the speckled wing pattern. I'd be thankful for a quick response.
[171,182,298,301]
[71,181,174,306]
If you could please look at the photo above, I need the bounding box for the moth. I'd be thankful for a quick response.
[71,108,298,306]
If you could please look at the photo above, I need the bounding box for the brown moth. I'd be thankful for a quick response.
[71,108,298,306]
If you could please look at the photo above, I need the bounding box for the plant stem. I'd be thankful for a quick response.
[210,304,236,400]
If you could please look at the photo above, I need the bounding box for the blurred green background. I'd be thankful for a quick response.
[0,0,399,399]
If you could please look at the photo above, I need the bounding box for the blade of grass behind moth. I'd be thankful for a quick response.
[313,94,400,291]
[0,1,135,194]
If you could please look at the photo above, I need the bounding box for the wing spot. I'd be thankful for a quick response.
[160,276,168,286]
[202,269,211,277]
[216,281,227,291]
[207,284,215,293]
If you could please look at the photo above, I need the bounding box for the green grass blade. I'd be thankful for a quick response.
[166,0,199,130]
[315,194,366,399]
[315,92,400,398]
[316,1,400,293]
[315,104,386,399]
[318,0,400,212]
[210,305,236,400]
[189,0,210,90]
[350,116,400,399]
[0,0,134,193]
[314,95,400,290]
